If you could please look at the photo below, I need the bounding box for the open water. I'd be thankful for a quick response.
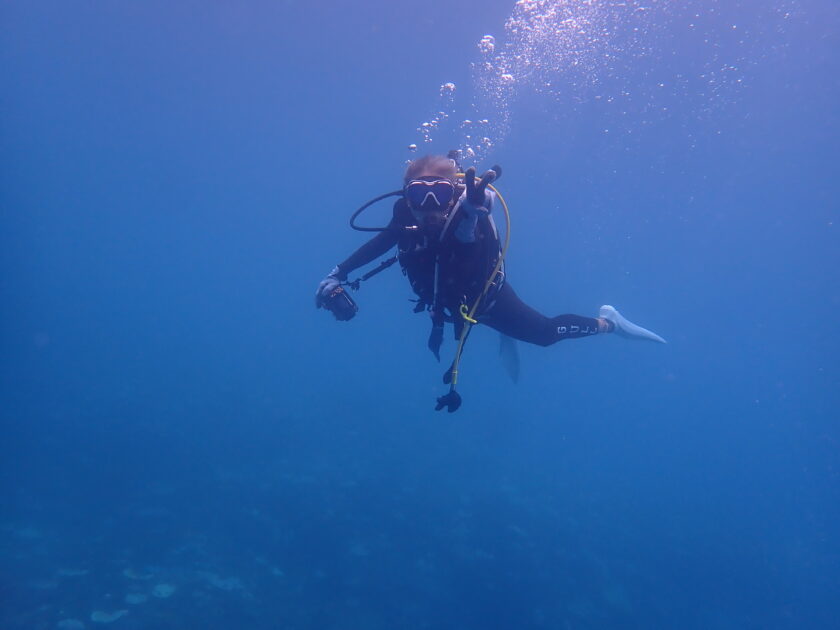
[1,1,838,628]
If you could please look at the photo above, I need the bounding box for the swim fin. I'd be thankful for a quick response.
[599,305,666,344]
[499,333,520,383]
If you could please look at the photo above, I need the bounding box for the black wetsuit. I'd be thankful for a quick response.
[336,196,603,347]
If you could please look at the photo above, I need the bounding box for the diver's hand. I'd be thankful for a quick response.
[463,166,497,214]
[455,167,497,243]
[315,267,343,308]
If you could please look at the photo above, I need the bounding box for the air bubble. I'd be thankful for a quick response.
[412,0,770,164]
[478,34,496,55]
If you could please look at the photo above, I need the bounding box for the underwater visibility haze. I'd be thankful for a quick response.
[1,1,839,628]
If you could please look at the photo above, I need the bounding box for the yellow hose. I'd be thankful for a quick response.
[448,181,510,386]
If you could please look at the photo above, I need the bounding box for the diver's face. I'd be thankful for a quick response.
[405,173,456,225]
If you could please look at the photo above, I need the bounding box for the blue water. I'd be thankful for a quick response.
[1,1,838,628]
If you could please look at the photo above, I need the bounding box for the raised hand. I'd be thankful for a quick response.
[464,166,497,210]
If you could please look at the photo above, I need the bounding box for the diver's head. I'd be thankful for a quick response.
[403,155,458,225]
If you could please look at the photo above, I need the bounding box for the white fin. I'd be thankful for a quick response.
[599,305,666,344]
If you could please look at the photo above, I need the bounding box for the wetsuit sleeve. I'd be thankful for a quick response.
[334,200,407,279]
[335,231,398,279]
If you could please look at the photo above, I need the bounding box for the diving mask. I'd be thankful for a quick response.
[404,178,455,210]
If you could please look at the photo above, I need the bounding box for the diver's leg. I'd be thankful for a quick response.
[481,283,608,347]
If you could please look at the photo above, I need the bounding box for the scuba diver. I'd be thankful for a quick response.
[315,153,665,412]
